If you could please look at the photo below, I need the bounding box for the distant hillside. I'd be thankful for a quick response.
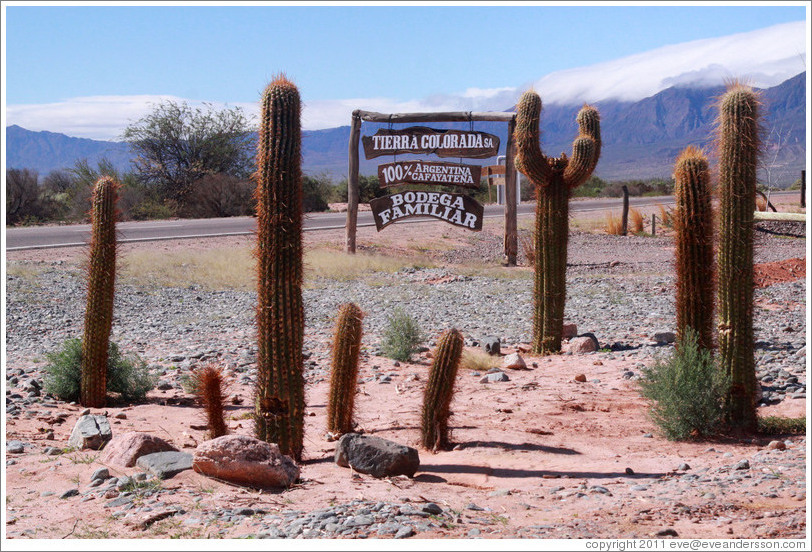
[6,72,806,187]
[5,125,132,176]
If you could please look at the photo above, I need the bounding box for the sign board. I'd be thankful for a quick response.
[363,127,499,160]
[378,161,482,189]
[369,191,484,232]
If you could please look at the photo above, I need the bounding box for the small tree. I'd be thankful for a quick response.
[6,168,41,224]
[122,100,255,205]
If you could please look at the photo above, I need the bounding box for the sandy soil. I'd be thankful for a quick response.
[3,199,808,544]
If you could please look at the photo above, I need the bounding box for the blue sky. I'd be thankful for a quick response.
[2,2,808,139]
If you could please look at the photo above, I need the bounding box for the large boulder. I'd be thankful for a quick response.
[193,435,299,489]
[335,433,420,478]
[567,333,599,354]
[68,415,112,450]
[102,432,178,468]
[502,353,527,370]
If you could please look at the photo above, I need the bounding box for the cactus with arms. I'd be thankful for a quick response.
[673,145,715,350]
[327,303,365,436]
[421,328,464,451]
[716,83,761,432]
[253,75,306,460]
[514,91,601,354]
[80,176,120,408]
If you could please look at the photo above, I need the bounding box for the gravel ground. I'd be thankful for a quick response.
[4,220,807,540]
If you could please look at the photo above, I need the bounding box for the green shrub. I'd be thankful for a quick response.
[43,338,157,402]
[758,416,806,435]
[380,308,424,362]
[638,329,729,440]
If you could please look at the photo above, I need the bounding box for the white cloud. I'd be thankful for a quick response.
[5,21,806,140]
[532,20,807,105]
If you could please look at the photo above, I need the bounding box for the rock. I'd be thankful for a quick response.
[422,503,443,514]
[574,374,587,383]
[767,440,787,451]
[502,353,527,370]
[482,337,501,356]
[677,463,691,471]
[68,415,112,450]
[90,467,111,482]
[136,451,193,479]
[734,459,750,470]
[59,488,79,499]
[102,432,178,468]
[567,336,597,354]
[480,372,510,383]
[562,323,577,339]
[656,528,679,538]
[335,433,420,478]
[653,331,676,344]
[394,526,415,539]
[193,435,299,488]
[7,440,25,454]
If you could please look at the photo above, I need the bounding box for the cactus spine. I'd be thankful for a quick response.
[80,176,119,408]
[421,328,464,451]
[514,91,601,354]
[327,303,364,436]
[253,75,306,460]
[194,365,229,439]
[673,146,714,350]
[716,84,761,432]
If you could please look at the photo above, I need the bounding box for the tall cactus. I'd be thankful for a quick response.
[327,303,364,436]
[193,365,229,439]
[80,176,119,408]
[253,75,306,460]
[716,83,761,432]
[421,328,464,451]
[514,91,601,354]
[673,146,714,350]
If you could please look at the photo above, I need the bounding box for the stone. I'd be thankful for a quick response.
[574,374,587,383]
[193,434,299,488]
[767,440,787,451]
[7,440,25,454]
[567,336,597,354]
[482,337,501,356]
[68,415,112,450]
[335,433,420,478]
[59,488,79,499]
[652,331,676,344]
[502,353,527,370]
[734,459,750,470]
[480,372,510,383]
[102,432,178,468]
[562,323,578,339]
[136,451,193,479]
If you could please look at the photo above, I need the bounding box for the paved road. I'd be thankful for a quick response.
[5,192,797,250]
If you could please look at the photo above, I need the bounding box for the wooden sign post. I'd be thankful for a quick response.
[346,110,518,265]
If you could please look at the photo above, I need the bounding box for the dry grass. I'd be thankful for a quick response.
[605,212,623,235]
[120,246,435,291]
[656,204,673,228]
[629,207,645,234]
[460,348,501,371]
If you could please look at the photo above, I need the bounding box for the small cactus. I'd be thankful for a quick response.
[715,83,761,432]
[327,303,364,437]
[253,75,306,460]
[514,91,601,354]
[192,365,229,440]
[421,328,464,451]
[81,176,120,408]
[673,145,714,350]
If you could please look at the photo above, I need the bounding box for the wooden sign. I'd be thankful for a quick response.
[378,161,482,189]
[362,126,499,160]
[369,191,484,232]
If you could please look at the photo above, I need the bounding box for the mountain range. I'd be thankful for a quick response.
[5,71,806,187]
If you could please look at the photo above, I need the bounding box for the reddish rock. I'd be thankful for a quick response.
[567,336,598,354]
[193,434,299,488]
[502,353,528,370]
[574,374,587,383]
[562,323,578,339]
[767,440,787,451]
[101,432,178,468]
